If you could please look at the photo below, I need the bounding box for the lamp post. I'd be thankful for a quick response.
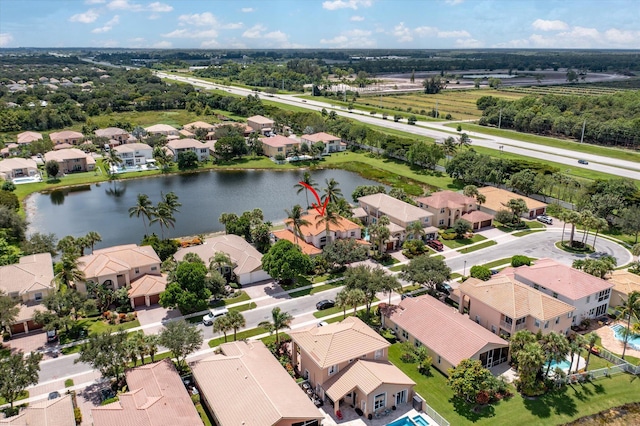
[463,260,467,277]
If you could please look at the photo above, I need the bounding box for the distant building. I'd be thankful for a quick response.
[247,115,274,135]
[43,148,95,175]
[259,135,300,158]
[95,127,129,144]
[113,142,153,167]
[166,138,210,162]
[145,123,179,136]
[16,131,43,145]
[417,190,493,230]
[301,132,346,154]
[608,269,640,307]
[49,130,84,146]
[0,158,39,181]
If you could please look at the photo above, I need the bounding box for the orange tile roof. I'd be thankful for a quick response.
[272,229,322,255]
[0,394,75,426]
[289,212,361,237]
[461,210,494,223]
[478,186,547,212]
[301,132,340,142]
[608,270,640,296]
[79,244,160,279]
[128,274,167,298]
[259,135,299,148]
[0,253,54,296]
[416,190,476,209]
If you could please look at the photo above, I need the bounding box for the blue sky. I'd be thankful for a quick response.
[1,0,639,49]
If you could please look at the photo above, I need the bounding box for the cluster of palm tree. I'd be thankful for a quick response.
[212,310,247,343]
[53,232,103,289]
[620,291,640,360]
[124,331,161,367]
[128,192,181,238]
[559,209,608,250]
[572,255,617,279]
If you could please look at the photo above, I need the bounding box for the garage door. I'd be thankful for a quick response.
[149,294,160,305]
[535,208,546,216]
[133,296,146,307]
[27,320,43,331]
[481,219,492,228]
[11,322,25,335]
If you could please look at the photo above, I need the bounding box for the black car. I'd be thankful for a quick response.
[578,159,589,165]
[436,282,453,295]
[48,391,61,400]
[316,299,335,310]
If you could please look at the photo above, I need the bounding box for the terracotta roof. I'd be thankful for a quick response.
[512,258,613,300]
[95,127,128,138]
[259,135,300,148]
[79,244,160,279]
[461,210,494,223]
[93,359,202,426]
[478,186,547,212]
[460,275,575,320]
[247,115,274,124]
[174,235,265,276]
[287,212,360,237]
[145,124,178,133]
[383,296,508,366]
[183,121,214,131]
[53,143,73,150]
[323,360,415,402]
[0,158,38,173]
[271,229,323,255]
[178,129,194,137]
[352,207,367,218]
[167,138,204,149]
[44,148,95,163]
[191,340,322,426]
[128,274,167,298]
[289,317,389,368]
[49,130,83,141]
[301,132,340,142]
[608,270,640,296]
[17,131,43,144]
[416,190,476,210]
[358,193,432,224]
[0,253,54,296]
[0,393,75,426]
[113,143,152,153]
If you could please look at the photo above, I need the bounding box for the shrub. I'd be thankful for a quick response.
[125,313,136,322]
[470,265,492,281]
[511,255,531,267]
[74,407,82,424]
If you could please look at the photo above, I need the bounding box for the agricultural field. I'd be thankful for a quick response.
[498,85,631,97]
[355,89,524,120]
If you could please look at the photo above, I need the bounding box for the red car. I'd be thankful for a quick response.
[426,239,444,251]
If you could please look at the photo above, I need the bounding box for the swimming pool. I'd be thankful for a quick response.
[611,324,640,350]
[386,415,430,426]
[412,415,430,426]
[12,175,42,184]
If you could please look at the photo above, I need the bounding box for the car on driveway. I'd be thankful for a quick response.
[48,391,60,400]
[578,159,589,165]
[436,282,453,295]
[426,239,444,251]
[316,299,335,310]
[536,215,553,225]
[202,307,228,325]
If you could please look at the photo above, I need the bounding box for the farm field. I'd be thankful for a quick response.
[498,84,633,97]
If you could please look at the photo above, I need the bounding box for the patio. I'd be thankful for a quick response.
[319,404,435,426]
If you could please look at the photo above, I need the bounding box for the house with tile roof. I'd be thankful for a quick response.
[93,359,203,426]
[289,316,415,418]
[95,127,129,144]
[166,138,210,161]
[113,142,153,167]
[506,258,614,322]
[274,211,362,251]
[608,269,640,307]
[0,393,75,426]
[145,123,179,136]
[478,186,547,219]
[43,148,95,175]
[183,121,215,132]
[247,115,274,135]
[357,193,437,251]
[382,296,509,375]
[459,275,575,338]
[259,135,301,158]
[16,131,43,145]
[417,190,493,230]
[0,158,39,181]
[48,130,84,146]
[174,234,270,285]
[0,254,54,335]
[301,132,346,155]
[191,340,323,426]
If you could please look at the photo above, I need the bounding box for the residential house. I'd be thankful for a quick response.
[247,115,274,135]
[289,316,415,418]
[0,254,55,335]
[128,274,168,308]
[113,142,153,167]
[260,135,301,158]
[48,130,84,146]
[273,211,362,251]
[77,244,164,307]
[95,127,130,144]
[93,359,203,426]
[271,229,323,256]
[17,131,43,145]
[608,269,640,307]
[458,275,575,338]
[145,123,179,136]
[43,148,96,175]
[381,296,509,374]
[417,190,493,230]
[478,187,547,219]
[301,132,346,154]
[183,121,215,133]
[166,138,210,162]
[191,340,323,426]
[0,143,20,158]
[174,234,271,285]
[0,158,39,181]
[358,193,437,250]
[0,394,75,426]
[505,258,613,322]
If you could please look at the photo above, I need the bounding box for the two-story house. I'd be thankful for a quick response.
[17,131,43,145]
[0,158,39,181]
[49,130,84,146]
[417,190,493,230]
[113,143,154,167]
[0,253,55,335]
[259,135,301,158]
[458,275,575,339]
[608,269,640,307]
[247,115,275,135]
[478,186,547,219]
[166,138,210,162]
[43,148,96,175]
[289,317,415,418]
[301,132,346,155]
[94,127,130,144]
[506,258,614,322]
[358,193,437,250]
[273,211,362,251]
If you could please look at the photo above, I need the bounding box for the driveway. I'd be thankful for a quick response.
[135,305,181,335]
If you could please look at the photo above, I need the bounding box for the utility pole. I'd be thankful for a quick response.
[282,78,284,91]
[435,100,438,118]
[498,108,502,129]
[580,119,586,143]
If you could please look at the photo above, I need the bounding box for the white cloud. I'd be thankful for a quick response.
[445,0,464,4]
[322,0,372,11]
[178,12,217,26]
[128,37,145,47]
[393,23,470,43]
[320,29,374,47]
[241,7,254,13]
[350,15,364,21]
[201,39,219,48]
[455,38,483,48]
[224,22,244,29]
[152,40,172,48]
[163,28,219,39]
[393,22,413,42]
[148,2,172,12]
[532,19,569,31]
[99,39,119,47]
[605,28,640,44]
[438,30,470,38]
[85,0,106,3]
[92,15,120,33]
[107,0,171,13]
[242,24,267,38]
[69,9,99,23]
[0,33,13,47]
[264,30,288,43]
[414,26,437,37]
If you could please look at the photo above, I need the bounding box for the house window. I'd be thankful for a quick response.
[134,268,140,274]
[516,317,526,326]
[503,316,513,324]
[374,393,386,411]
[440,208,445,214]
[586,295,590,303]
[534,319,540,328]
[437,356,441,364]
[414,340,422,348]
[350,231,355,237]
[533,284,539,290]
[568,312,573,318]
[34,292,43,301]
[544,321,549,329]
[491,325,496,333]
[596,304,607,316]
[151,266,158,271]
[475,315,481,324]
[401,329,409,339]
[589,308,596,316]
[597,289,610,302]
[555,317,560,324]
[552,292,558,298]
[438,219,445,226]
[328,365,338,376]
[375,349,384,359]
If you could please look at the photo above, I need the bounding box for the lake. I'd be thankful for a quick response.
[25,169,384,249]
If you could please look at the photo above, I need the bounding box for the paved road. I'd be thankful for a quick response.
[155,72,640,181]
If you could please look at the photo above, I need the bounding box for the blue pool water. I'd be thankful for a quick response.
[549,359,571,371]
[412,415,430,426]
[386,415,430,426]
[611,324,640,350]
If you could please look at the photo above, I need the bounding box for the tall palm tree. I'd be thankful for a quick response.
[209,251,234,275]
[84,231,102,254]
[541,331,570,376]
[294,172,317,209]
[379,272,402,305]
[442,136,457,163]
[322,178,343,204]
[129,194,155,235]
[145,334,160,363]
[258,307,293,344]
[565,210,582,246]
[335,288,349,319]
[591,217,608,251]
[344,288,366,316]
[568,334,586,374]
[153,146,172,173]
[315,206,342,245]
[150,202,176,239]
[213,316,232,343]
[285,204,310,245]
[457,133,471,149]
[103,149,124,175]
[76,236,90,256]
[406,221,425,241]
[583,332,599,372]
[54,253,85,289]
[620,291,640,360]
[162,191,181,214]
[226,311,246,341]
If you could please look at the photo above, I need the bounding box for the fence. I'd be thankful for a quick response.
[416,392,450,426]
[555,348,640,386]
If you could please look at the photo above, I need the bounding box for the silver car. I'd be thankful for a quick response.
[202,307,229,325]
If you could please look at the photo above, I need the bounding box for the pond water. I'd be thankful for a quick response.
[26,169,384,249]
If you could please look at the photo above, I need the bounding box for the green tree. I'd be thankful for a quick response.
[321,239,368,271]
[0,290,19,336]
[226,310,246,341]
[447,359,500,404]
[453,219,472,238]
[159,319,203,370]
[258,307,293,344]
[541,331,570,376]
[54,253,85,289]
[342,287,366,316]
[406,221,425,241]
[261,240,312,285]
[469,265,492,281]
[619,291,640,360]
[322,178,343,204]
[0,351,43,409]
[102,149,124,175]
[616,206,640,244]
[213,315,232,343]
[285,204,310,245]
[150,202,176,239]
[153,145,173,172]
[511,255,531,267]
[20,232,58,256]
[177,150,199,170]
[129,193,155,235]
[508,169,537,196]
[315,205,342,246]
[76,330,129,383]
[509,330,537,369]
[422,76,446,94]
[506,198,528,221]
[369,215,391,256]
[401,254,451,290]
[45,160,59,179]
[457,133,471,149]
[583,331,599,371]
[515,341,546,396]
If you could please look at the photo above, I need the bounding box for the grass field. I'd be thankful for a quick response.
[458,240,498,254]
[441,234,487,250]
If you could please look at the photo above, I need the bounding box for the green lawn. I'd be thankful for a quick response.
[389,264,405,272]
[229,302,257,313]
[210,291,251,307]
[388,343,640,426]
[441,233,487,249]
[289,281,344,298]
[195,402,214,426]
[207,326,270,348]
[513,229,545,237]
[458,240,498,254]
[0,391,28,406]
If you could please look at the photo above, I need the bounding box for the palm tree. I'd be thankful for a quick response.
[583,332,598,372]
[84,231,102,254]
[406,221,425,241]
[632,243,640,260]
[76,236,90,256]
[150,202,176,239]
[213,315,232,343]
[322,178,343,204]
[565,210,581,246]
[295,172,317,209]
[379,273,402,305]
[344,288,366,316]
[208,251,234,277]
[558,210,569,244]
[102,149,124,175]
[258,307,293,344]
[457,133,471,149]
[568,334,586,374]
[129,194,155,235]
[315,206,342,246]
[226,311,246,341]
[162,191,181,214]
[335,288,349,319]
[145,334,160,363]
[153,146,172,173]
[620,291,640,360]
[591,217,608,251]
[133,331,149,365]
[541,332,570,376]
[54,253,85,289]
[370,216,391,255]
[442,137,457,163]
[285,204,310,245]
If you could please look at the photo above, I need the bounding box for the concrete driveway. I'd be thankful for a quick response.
[135,305,181,335]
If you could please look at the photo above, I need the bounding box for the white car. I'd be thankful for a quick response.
[202,307,229,325]
[536,215,553,225]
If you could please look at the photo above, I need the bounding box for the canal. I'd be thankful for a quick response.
[26,169,384,249]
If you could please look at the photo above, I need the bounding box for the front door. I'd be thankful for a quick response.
[361,400,366,413]
[396,389,407,405]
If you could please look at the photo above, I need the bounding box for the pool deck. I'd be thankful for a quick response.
[319,404,436,426]
[595,321,640,359]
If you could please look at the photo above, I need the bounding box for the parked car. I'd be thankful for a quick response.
[536,215,553,225]
[436,282,453,295]
[48,391,60,400]
[316,299,335,310]
[202,307,229,325]
[317,321,329,327]
[578,159,589,165]
[426,239,444,251]
[46,329,58,342]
